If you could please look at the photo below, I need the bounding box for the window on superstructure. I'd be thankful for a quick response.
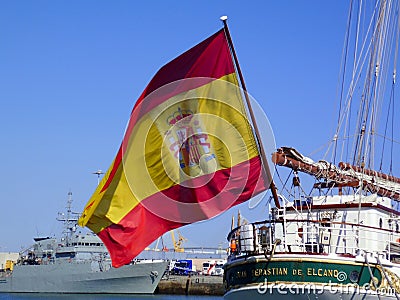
[321,217,331,228]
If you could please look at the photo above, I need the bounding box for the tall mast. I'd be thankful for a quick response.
[221,16,280,208]
[57,191,80,246]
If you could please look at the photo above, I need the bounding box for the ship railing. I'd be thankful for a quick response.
[227,218,400,261]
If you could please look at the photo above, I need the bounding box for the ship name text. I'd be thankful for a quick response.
[240,268,340,278]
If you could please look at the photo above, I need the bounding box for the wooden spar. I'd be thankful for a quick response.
[271,149,359,186]
[338,162,400,200]
[339,162,400,184]
[313,181,359,189]
[365,184,400,201]
[221,17,280,208]
[272,147,400,201]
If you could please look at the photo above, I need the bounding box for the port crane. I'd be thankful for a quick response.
[170,230,187,252]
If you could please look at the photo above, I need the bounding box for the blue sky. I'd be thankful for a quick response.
[0,1,350,252]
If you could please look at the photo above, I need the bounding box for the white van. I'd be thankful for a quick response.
[214,260,226,276]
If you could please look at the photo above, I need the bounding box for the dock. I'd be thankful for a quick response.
[156,274,224,296]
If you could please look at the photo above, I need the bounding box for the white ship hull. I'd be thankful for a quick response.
[225,285,397,300]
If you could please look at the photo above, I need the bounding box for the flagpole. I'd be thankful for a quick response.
[220,16,280,208]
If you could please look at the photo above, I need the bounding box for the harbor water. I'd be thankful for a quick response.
[0,294,222,300]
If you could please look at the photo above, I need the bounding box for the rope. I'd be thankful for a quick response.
[376,255,400,300]
[333,0,355,165]
[274,166,296,200]
[365,254,382,300]
[380,84,394,171]
[390,89,395,174]
[391,0,400,174]
[264,239,281,261]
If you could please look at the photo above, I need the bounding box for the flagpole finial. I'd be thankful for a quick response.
[220,16,228,21]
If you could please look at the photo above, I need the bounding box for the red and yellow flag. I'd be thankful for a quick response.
[78,28,269,267]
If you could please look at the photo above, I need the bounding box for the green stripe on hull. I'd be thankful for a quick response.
[224,258,382,289]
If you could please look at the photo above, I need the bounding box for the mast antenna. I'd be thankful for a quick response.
[93,169,104,185]
[57,191,79,245]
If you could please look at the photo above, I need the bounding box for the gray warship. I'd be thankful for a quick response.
[0,192,168,294]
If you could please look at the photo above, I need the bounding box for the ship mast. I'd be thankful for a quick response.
[272,0,400,202]
[338,0,398,171]
[57,191,80,246]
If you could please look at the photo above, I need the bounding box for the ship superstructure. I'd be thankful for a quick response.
[0,192,167,294]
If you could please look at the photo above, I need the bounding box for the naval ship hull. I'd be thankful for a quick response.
[0,260,168,294]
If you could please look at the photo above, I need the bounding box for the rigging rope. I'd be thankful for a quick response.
[376,255,400,299]
[364,253,382,300]
[376,0,399,173]
[380,84,395,171]
[333,0,355,165]
[327,0,380,165]
[390,0,400,174]
[390,88,395,174]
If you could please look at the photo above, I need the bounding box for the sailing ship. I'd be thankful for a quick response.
[224,1,400,299]
[0,192,167,294]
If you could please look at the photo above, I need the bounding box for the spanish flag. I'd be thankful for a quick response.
[78,28,269,267]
